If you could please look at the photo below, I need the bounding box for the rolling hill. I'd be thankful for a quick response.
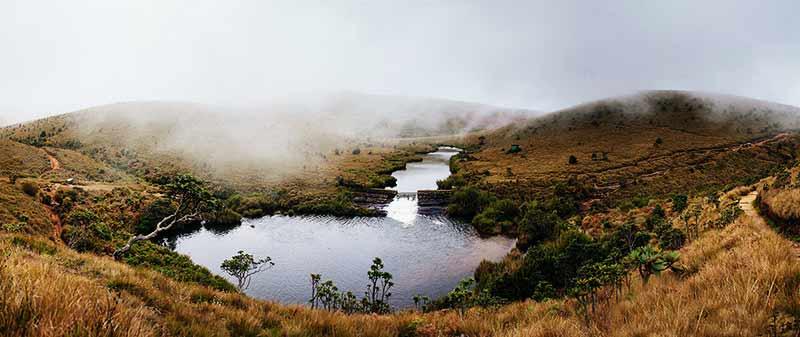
[452,91,800,206]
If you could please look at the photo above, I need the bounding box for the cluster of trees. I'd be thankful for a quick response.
[446,181,584,238]
[308,258,394,314]
[472,203,684,308]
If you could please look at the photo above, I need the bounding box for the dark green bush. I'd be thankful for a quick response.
[135,198,176,235]
[20,181,38,197]
[123,240,236,292]
[516,202,562,251]
[235,193,279,218]
[446,186,496,220]
[671,194,688,212]
[568,155,578,164]
[436,174,465,190]
[61,209,113,253]
[471,199,519,235]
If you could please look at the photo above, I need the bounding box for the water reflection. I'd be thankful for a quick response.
[172,147,514,308]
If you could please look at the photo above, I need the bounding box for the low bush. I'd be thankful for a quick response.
[471,199,518,235]
[122,240,236,292]
[61,209,114,253]
[446,186,496,220]
[436,174,466,190]
[135,198,176,234]
[235,193,280,219]
[20,181,38,197]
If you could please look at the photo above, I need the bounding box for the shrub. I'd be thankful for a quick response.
[436,174,465,190]
[471,199,518,235]
[204,207,242,231]
[135,198,176,235]
[20,181,38,197]
[568,155,578,165]
[61,209,113,253]
[235,193,279,219]
[654,223,685,250]
[352,148,361,155]
[626,245,680,284]
[671,194,688,212]
[516,202,562,251]
[123,240,236,291]
[446,186,495,220]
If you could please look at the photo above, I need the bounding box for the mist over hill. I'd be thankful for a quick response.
[1,92,533,186]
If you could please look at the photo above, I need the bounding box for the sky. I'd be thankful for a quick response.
[1,0,799,125]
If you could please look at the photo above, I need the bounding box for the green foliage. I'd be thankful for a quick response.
[123,240,235,291]
[1,223,25,233]
[364,257,394,314]
[436,174,465,190]
[412,294,431,312]
[544,181,583,218]
[773,170,792,188]
[221,250,274,290]
[516,201,562,250]
[471,199,518,235]
[569,261,625,324]
[506,144,522,154]
[626,245,681,284]
[446,186,496,220]
[61,209,113,253]
[135,198,176,235]
[234,193,279,218]
[204,207,242,230]
[654,223,685,250]
[293,191,376,217]
[717,204,743,227]
[671,194,688,212]
[309,257,395,314]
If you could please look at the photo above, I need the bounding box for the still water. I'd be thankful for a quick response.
[173,147,515,308]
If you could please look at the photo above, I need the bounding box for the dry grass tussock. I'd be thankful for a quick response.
[763,189,800,221]
[0,207,797,337]
[599,213,799,337]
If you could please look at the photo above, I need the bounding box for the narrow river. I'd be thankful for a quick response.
[172,147,515,308]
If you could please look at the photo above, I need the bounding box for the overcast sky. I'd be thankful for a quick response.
[1,1,798,125]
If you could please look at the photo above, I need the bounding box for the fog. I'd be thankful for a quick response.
[2,1,799,125]
[68,93,528,181]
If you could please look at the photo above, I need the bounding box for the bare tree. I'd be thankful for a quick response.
[113,174,212,259]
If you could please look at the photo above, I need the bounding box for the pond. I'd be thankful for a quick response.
[172,147,515,308]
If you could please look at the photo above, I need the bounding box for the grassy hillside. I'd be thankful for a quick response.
[0,140,50,178]
[452,91,800,205]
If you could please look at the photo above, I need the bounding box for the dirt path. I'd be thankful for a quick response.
[44,203,63,241]
[41,148,61,170]
[738,191,758,215]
